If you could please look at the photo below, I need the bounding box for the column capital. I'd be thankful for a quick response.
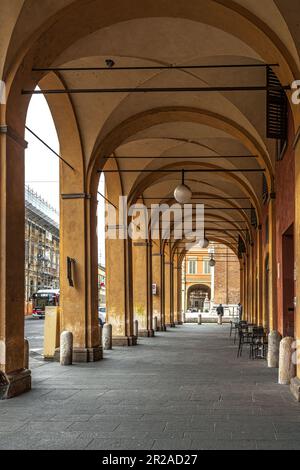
[0,125,28,149]
[133,241,151,247]
[61,193,91,200]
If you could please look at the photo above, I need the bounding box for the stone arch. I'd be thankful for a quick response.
[88,106,273,198]
[3,0,298,88]
[187,283,212,310]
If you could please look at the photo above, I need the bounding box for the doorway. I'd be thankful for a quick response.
[282,224,295,337]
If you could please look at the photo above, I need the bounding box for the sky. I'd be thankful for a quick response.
[25,91,106,265]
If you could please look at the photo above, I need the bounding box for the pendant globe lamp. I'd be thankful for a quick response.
[174,169,192,204]
[209,254,216,267]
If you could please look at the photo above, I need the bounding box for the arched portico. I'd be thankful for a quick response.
[1,0,300,401]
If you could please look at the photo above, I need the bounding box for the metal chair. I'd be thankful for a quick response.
[250,327,268,359]
[234,320,247,344]
[230,320,239,338]
[237,323,252,357]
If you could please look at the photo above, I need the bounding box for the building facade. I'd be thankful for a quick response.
[183,243,240,315]
[98,264,106,307]
[213,244,241,306]
[3,1,300,405]
[25,186,60,309]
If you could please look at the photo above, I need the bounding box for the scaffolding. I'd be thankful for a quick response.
[25,186,60,302]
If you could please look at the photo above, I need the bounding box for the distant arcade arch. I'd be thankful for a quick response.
[187,284,211,310]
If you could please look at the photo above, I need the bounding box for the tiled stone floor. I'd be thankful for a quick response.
[1,323,300,450]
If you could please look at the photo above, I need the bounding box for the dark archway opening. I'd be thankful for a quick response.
[187,284,211,311]
[282,224,295,337]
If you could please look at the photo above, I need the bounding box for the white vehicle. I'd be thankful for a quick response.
[98,306,106,326]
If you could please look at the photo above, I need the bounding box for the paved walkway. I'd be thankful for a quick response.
[1,324,300,450]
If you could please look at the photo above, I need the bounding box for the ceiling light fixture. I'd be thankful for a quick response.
[209,255,216,267]
[174,170,192,204]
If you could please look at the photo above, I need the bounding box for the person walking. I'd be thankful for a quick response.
[237,302,243,321]
[216,303,224,325]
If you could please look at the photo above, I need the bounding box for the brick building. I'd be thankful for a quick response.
[213,244,241,306]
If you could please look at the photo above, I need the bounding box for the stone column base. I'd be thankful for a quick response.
[0,369,31,400]
[54,346,103,363]
[158,325,167,331]
[290,377,300,402]
[138,329,155,337]
[112,336,137,346]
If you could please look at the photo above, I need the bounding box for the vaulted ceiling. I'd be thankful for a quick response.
[1,0,300,253]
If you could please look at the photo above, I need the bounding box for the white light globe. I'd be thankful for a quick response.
[174,184,192,204]
[209,258,216,267]
[199,237,209,249]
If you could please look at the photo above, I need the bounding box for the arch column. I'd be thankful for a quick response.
[243,255,248,321]
[172,258,178,325]
[240,264,244,318]
[293,138,300,362]
[177,264,183,324]
[0,128,31,397]
[249,244,254,323]
[256,227,263,326]
[164,246,174,328]
[152,240,165,330]
[252,244,257,325]
[245,251,251,322]
[173,254,182,325]
[106,236,136,346]
[58,193,102,361]
[268,197,278,332]
[290,133,300,400]
[132,239,154,337]
[245,256,250,322]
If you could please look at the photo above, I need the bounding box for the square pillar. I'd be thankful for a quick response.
[0,128,31,398]
[58,194,102,361]
[152,239,165,331]
[106,237,136,346]
[132,240,154,337]
[164,248,174,327]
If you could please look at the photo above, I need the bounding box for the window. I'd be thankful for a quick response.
[188,259,197,274]
[203,259,211,274]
